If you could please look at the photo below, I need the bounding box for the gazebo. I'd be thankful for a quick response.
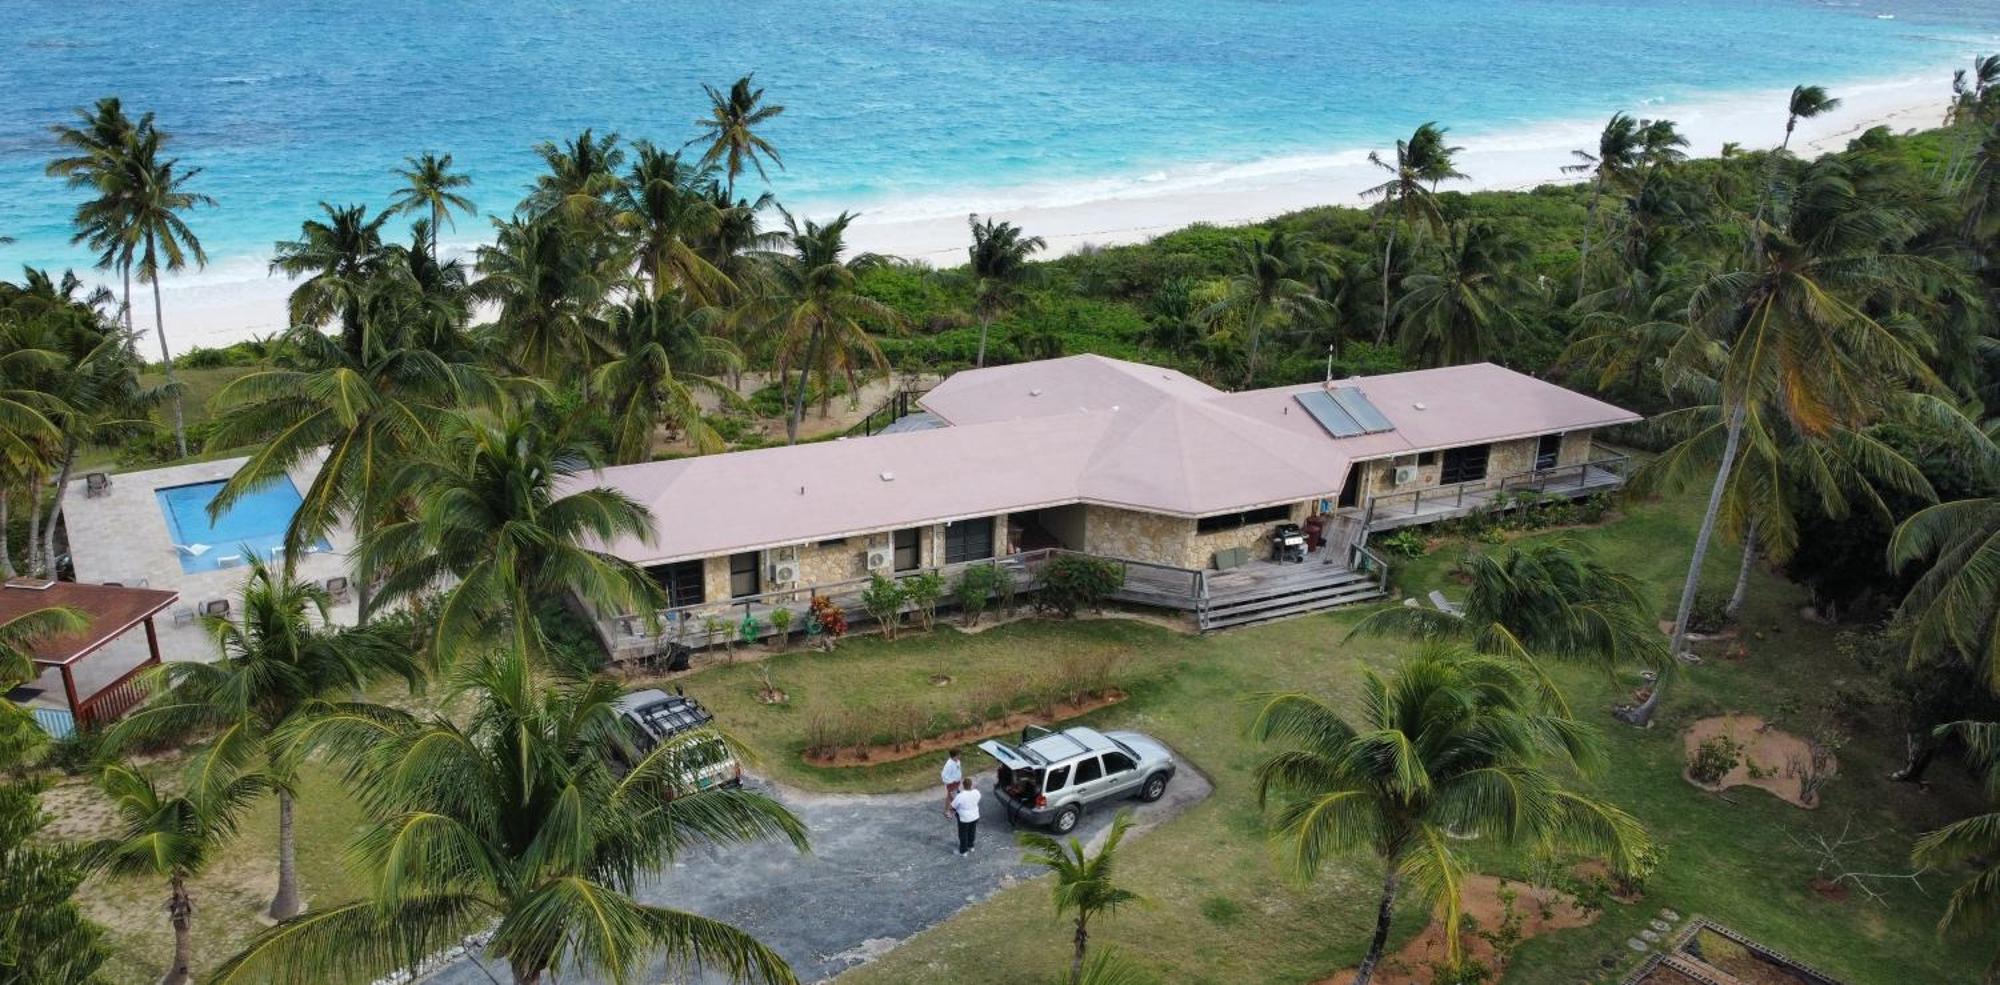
[2,577,178,737]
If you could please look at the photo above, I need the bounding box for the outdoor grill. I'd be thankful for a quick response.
[1271,523,1307,563]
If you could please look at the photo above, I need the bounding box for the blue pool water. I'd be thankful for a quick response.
[154,478,331,574]
[0,0,1995,279]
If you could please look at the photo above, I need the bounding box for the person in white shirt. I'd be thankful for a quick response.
[940,749,964,818]
[950,784,982,855]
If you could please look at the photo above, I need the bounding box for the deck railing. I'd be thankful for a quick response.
[75,656,159,729]
[1346,541,1393,595]
[851,387,935,437]
[1358,454,1629,530]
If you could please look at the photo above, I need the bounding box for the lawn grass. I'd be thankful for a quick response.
[75,364,261,472]
[56,490,1995,984]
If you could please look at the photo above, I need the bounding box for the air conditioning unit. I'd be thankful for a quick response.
[1393,465,1419,486]
[865,549,892,571]
[768,561,799,584]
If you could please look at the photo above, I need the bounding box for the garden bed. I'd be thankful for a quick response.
[802,690,1128,767]
[1682,714,1835,809]
[1315,875,1599,985]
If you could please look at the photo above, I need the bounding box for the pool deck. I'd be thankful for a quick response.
[60,452,359,664]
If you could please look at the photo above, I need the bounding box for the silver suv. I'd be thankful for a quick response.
[978,725,1176,833]
[610,689,742,793]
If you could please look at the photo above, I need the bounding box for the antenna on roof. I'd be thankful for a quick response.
[799,485,806,495]
[1325,344,1336,384]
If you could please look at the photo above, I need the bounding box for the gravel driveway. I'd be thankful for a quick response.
[421,750,1211,985]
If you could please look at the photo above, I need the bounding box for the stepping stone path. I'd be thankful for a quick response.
[1627,937,1651,952]
[1650,919,1673,932]
[1640,929,1662,943]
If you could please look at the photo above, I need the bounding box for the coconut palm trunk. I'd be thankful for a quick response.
[1725,519,1758,620]
[147,230,188,457]
[1069,916,1090,985]
[975,314,992,368]
[788,326,825,444]
[1355,865,1400,985]
[1578,177,1602,299]
[24,476,43,576]
[122,265,138,355]
[1624,402,1747,727]
[37,437,78,578]
[0,496,14,578]
[268,788,302,920]
[164,876,194,985]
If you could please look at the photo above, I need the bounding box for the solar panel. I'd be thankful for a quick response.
[1330,386,1396,433]
[1294,390,1364,437]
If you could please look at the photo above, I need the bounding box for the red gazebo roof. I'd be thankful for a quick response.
[1,578,179,668]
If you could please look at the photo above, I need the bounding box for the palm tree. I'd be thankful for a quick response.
[1252,649,1645,985]
[207,322,501,623]
[1637,156,1944,724]
[1563,113,1644,297]
[1892,496,2000,688]
[89,754,269,985]
[1751,85,1841,255]
[473,214,616,378]
[1017,810,1142,985]
[526,129,625,230]
[1350,540,1670,711]
[1362,123,1466,340]
[747,211,899,443]
[690,75,785,199]
[614,143,729,303]
[967,214,1047,367]
[270,202,392,356]
[209,647,809,985]
[361,408,661,662]
[593,293,740,462]
[79,125,211,457]
[1199,230,1329,385]
[103,558,417,920]
[47,96,148,335]
[1913,720,2000,982]
[387,153,476,263]
[0,604,86,763]
[1392,218,1527,367]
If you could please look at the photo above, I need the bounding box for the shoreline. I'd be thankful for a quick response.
[84,57,1969,357]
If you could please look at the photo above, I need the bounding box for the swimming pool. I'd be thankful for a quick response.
[154,478,332,574]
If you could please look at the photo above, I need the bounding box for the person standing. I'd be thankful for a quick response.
[940,748,964,818]
[950,783,981,856]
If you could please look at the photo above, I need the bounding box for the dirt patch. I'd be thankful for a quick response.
[1810,877,1850,902]
[1571,858,1642,904]
[1683,714,1834,809]
[803,691,1127,767]
[1315,875,1598,985]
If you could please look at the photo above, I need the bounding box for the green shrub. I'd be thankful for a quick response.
[769,607,794,648]
[860,574,908,640]
[1687,590,1731,633]
[1374,528,1428,559]
[1035,554,1127,617]
[1687,734,1742,785]
[903,571,945,632]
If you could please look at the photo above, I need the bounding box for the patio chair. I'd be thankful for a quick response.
[323,576,351,603]
[200,598,231,618]
[1427,589,1464,616]
[172,606,196,627]
[83,472,111,498]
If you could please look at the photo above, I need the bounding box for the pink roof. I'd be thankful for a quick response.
[582,355,1637,565]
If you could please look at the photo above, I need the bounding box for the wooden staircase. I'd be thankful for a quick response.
[1196,563,1384,631]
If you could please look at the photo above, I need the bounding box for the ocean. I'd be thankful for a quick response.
[1,0,1996,292]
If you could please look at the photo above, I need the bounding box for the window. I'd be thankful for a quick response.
[1195,504,1293,534]
[944,517,994,563]
[1072,756,1103,784]
[1440,444,1490,485]
[1417,451,1439,466]
[652,560,705,608]
[817,537,848,548]
[1102,750,1136,775]
[1535,433,1562,471]
[728,551,761,598]
[1044,765,1071,792]
[893,527,922,572]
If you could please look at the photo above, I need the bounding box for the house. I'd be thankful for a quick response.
[580,354,1637,650]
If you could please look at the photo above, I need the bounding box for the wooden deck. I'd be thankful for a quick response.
[1352,458,1629,533]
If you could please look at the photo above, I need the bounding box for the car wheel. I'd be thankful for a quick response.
[1052,805,1080,833]
[1139,773,1169,802]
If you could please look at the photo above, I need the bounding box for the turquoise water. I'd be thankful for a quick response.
[0,0,1995,278]
[154,477,330,573]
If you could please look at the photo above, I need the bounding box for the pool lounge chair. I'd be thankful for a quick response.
[172,606,196,627]
[174,542,211,558]
[1427,589,1464,616]
[215,553,245,569]
[83,472,111,498]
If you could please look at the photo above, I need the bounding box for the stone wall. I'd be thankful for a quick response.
[1353,428,1601,501]
[1082,505,1196,568]
[1189,501,1307,569]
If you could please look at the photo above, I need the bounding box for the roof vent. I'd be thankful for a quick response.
[879,471,895,482]
[1029,388,1043,397]
[1413,402,1427,411]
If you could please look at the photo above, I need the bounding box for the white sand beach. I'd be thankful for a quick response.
[138,60,1961,358]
